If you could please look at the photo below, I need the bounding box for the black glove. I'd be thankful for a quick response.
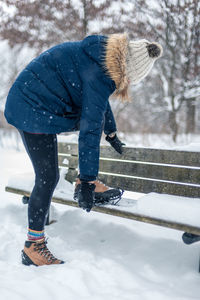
[77,181,95,212]
[106,134,125,154]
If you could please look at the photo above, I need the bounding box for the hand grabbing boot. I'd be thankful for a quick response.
[74,176,124,205]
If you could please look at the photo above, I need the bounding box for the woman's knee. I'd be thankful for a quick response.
[35,169,60,190]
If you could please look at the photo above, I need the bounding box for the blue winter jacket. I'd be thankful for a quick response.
[4,35,118,181]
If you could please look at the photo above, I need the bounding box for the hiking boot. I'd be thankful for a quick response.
[76,178,109,193]
[74,177,124,205]
[21,238,64,266]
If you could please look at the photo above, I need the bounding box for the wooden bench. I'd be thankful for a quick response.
[5,142,200,268]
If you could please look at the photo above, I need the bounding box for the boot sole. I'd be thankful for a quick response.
[21,250,38,266]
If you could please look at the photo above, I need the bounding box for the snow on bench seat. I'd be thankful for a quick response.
[6,170,200,228]
[7,170,74,202]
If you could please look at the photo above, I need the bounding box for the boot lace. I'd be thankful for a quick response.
[33,239,58,263]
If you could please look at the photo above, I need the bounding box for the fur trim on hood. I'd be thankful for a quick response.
[104,33,130,102]
[103,34,163,101]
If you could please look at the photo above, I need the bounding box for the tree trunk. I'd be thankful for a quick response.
[82,0,88,37]
[169,111,178,142]
[185,98,196,134]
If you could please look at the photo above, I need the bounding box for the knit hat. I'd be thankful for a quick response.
[127,39,163,85]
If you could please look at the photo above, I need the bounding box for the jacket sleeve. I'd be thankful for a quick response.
[103,102,117,135]
[79,80,109,182]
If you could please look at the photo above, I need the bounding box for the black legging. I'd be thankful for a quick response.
[18,130,59,231]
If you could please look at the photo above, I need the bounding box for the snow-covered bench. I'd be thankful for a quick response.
[5,141,200,233]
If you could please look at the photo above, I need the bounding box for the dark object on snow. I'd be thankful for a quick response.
[146,43,161,58]
[106,134,125,154]
[74,184,124,205]
[77,181,95,212]
[182,232,200,245]
[22,195,29,204]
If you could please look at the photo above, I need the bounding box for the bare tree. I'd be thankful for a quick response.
[0,0,81,51]
[0,0,119,50]
[134,0,200,141]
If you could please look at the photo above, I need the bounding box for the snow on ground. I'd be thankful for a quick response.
[1,145,200,299]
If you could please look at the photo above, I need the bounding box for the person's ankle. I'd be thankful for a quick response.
[27,228,45,242]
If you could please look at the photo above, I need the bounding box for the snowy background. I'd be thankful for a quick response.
[0,0,200,299]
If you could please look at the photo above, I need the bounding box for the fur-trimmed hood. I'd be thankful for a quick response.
[81,34,162,102]
[104,33,162,101]
[81,34,130,102]
[104,33,130,102]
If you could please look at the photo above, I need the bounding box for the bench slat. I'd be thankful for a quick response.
[65,169,78,183]
[58,143,78,155]
[102,147,200,167]
[58,155,78,169]
[99,160,200,185]
[58,142,200,167]
[5,186,200,235]
[98,173,200,198]
[58,155,200,185]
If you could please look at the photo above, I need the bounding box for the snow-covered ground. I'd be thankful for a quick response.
[1,142,200,299]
